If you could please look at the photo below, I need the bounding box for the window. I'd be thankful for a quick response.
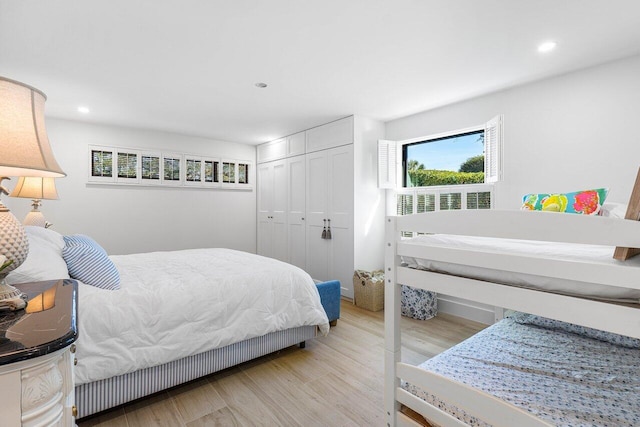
[163,155,182,184]
[117,152,138,179]
[185,158,202,182]
[141,154,161,182]
[416,193,435,213]
[397,193,413,216]
[467,191,492,209]
[184,157,222,186]
[237,163,250,185]
[378,115,502,189]
[396,186,493,215]
[88,145,251,190]
[403,129,485,188]
[222,161,235,184]
[439,192,462,210]
[379,115,502,217]
[220,160,253,189]
[91,149,113,178]
[204,160,219,183]
[89,147,140,184]
[164,159,181,180]
[396,185,494,236]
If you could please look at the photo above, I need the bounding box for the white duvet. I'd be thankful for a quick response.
[75,248,329,385]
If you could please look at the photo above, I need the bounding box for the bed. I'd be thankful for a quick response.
[384,208,640,427]
[6,226,330,419]
[403,313,640,427]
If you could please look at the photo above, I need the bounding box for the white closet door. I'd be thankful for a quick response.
[256,159,287,261]
[327,145,354,296]
[305,145,354,290]
[256,162,273,257]
[287,155,306,270]
[271,159,288,262]
[305,150,329,282]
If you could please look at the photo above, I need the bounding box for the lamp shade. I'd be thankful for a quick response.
[0,77,66,178]
[10,177,59,200]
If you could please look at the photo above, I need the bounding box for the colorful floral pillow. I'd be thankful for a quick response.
[521,188,608,215]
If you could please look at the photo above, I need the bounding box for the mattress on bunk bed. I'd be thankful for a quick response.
[75,248,330,385]
[403,315,640,427]
[401,234,640,302]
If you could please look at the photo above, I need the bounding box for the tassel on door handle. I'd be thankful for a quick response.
[321,219,327,239]
[326,219,332,240]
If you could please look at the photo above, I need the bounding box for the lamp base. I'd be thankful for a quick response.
[0,279,27,311]
[23,210,46,227]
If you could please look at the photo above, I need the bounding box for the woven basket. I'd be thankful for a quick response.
[353,270,384,312]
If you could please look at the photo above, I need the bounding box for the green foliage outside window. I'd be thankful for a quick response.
[458,155,485,173]
[407,169,484,187]
[404,131,485,187]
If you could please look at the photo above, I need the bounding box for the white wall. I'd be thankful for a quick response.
[5,119,257,255]
[386,54,640,208]
[353,116,386,273]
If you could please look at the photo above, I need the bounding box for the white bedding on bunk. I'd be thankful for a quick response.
[404,317,640,427]
[75,248,329,385]
[401,234,640,302]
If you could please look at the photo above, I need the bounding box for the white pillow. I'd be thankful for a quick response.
[6,226,70,284]
[600,202,628,219]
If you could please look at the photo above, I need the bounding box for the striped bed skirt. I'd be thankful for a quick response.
[75,325,317,418]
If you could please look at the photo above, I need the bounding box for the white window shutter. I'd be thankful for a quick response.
[378,139,397,189]
[484,115,503,183]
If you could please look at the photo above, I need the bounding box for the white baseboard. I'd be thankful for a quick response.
[437,295,496,325]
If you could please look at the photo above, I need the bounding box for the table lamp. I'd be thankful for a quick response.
[10,177,59,227]
[0,76,66,310]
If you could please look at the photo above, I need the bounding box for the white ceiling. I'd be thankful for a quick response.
[1,1,640,145]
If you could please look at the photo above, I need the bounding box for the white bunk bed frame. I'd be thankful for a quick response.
[384,209,640,427]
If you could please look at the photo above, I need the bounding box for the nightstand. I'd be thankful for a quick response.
[0,280,78,426]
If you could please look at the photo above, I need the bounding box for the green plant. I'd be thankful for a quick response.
[459,155,485,173]
[407,169,484,187]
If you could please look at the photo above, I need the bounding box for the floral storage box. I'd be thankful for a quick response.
[401,285,437,320]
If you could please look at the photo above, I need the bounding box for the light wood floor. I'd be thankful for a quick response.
[78,300,485,427]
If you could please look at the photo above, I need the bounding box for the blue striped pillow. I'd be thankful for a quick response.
[62,235,120,290]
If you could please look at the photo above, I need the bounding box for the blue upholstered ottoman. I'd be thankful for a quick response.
[316,280,340,326]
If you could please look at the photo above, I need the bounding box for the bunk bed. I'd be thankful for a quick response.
[384,206,640,427]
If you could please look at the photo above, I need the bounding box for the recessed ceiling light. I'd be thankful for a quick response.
[537,41,557,53]
[77,106,90,114]
[255,82,268,88]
